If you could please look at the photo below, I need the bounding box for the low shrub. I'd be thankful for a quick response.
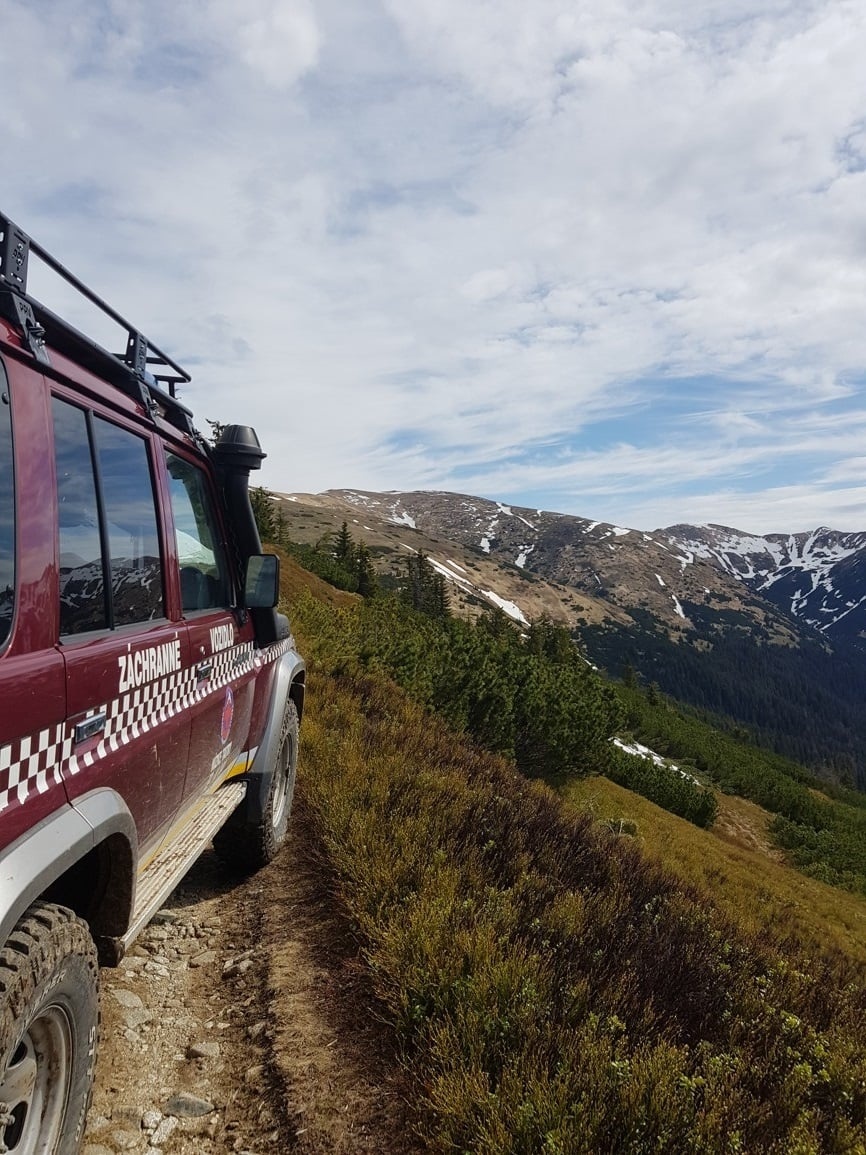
[296,654,866,1153]
[606,746,719,828]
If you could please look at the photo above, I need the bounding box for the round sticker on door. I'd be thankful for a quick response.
[220,686,234,745]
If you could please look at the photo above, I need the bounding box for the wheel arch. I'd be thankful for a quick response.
[245,651,304,823]
[289,667,306,724]
[0,789,137,959]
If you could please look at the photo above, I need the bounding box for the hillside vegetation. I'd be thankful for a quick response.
[277,552,866,1153]
[562,777,866,965]
[584,613,866,789]
[278,520,866,897]
[617,682,866,896]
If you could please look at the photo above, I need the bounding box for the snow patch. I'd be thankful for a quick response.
[427,557,474,593]
[479,537,491,553]
[672,595,686,619]
[611,739,700,785]
[516,545,535,569]
[390,510,416,529]
[612,527,631,537]
[482,590,529,625]
[655,574,666,587]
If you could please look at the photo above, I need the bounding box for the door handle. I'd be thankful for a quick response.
[75,711,106,745]
[196,660,213,682]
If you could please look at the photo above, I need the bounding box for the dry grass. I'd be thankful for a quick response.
[562,777,866,964]
[279,571,866,1152]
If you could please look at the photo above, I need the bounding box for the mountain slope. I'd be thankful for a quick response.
[320,488,806,642]
[276,488,866,785]
[663,524,866,646]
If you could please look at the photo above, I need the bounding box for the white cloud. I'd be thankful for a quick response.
[3,0,866,531]
[207,0,321,88]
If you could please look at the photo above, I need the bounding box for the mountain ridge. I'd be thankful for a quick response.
[274,486,866,785]
[321,487,866,646]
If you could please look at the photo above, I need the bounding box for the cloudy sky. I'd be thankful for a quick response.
[3,0,866,532]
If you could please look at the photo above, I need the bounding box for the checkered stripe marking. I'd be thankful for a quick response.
[0,636,295,809]
[0,724,73,812]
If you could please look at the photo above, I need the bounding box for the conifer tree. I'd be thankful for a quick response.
[250,486,276,542]
[404,552,451,618]
[334,521,354,566]
[355,542,379,598]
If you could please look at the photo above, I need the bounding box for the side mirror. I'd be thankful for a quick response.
[244,554,280,608]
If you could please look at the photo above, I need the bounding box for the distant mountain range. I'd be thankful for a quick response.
[277,487,866,785]
[322,489,866,646]
[663,524,866,646]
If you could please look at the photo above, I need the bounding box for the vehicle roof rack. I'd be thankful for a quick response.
[0,211,195,436]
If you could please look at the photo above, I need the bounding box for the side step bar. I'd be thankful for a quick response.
[120,782,247,952]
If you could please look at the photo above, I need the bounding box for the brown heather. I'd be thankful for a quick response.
[279,558,866,1154]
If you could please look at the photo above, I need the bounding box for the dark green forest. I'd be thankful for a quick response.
[583,608,866,789]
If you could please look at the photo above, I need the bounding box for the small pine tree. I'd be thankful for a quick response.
[404,552,450,618]
[334,521,354,566]
[355,542,379,598]
[250,486,276,542]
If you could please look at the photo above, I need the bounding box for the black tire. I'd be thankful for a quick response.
[213,699,299,875]
[0,902,99,1155]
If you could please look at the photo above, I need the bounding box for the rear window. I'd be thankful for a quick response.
[0,361,13,647]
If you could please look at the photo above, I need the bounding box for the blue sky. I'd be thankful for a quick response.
[3,0,866,532]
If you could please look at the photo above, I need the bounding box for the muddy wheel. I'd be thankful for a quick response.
[214,699,299,875]
[0,902,99,1154]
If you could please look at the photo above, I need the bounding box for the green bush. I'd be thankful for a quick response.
[606,745,718,828]
[298,592,621,782]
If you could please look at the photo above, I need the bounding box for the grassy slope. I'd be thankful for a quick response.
[277,556,866,1153]
[562,778,866,965]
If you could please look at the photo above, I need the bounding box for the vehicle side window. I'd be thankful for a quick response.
[92,417,164,627]
[0,361,13,648]
[165,453,229,613]
[53,399,108,634]
[52,398,164,635]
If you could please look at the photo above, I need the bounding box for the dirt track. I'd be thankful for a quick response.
[84,800,421,1155]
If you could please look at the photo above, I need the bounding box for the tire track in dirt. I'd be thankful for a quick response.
[85,797,419,1155]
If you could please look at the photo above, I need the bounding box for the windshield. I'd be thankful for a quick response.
[0,360,13,647]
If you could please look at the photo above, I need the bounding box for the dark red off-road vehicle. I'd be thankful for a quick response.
[0,212,305,1152]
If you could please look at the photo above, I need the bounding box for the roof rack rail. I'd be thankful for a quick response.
[0,211,195,435]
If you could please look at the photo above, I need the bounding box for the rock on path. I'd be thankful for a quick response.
[85,805,420,1155]
[85,857,287,1155]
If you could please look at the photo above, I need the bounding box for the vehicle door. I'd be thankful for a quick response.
[0,355,69,845]
[52,393,190,853]
[161,448,257,806]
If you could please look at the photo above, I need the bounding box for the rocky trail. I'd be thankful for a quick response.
[84,802,421,1155]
